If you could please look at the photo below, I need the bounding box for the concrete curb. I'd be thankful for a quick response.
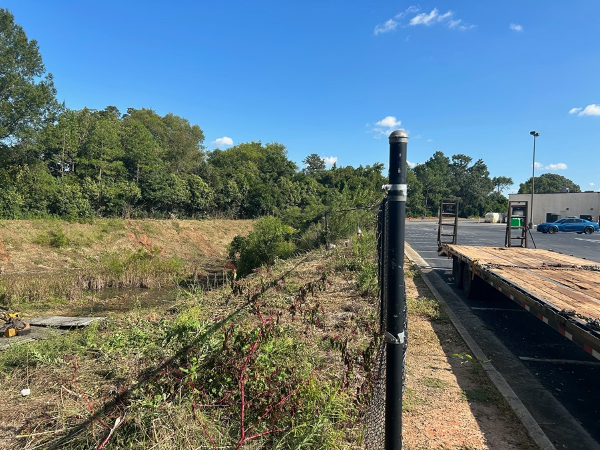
[405,245,556,450]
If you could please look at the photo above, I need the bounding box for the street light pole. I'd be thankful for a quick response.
[529,131,539,229]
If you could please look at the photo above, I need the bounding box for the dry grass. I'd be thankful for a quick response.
[0,218,254,275]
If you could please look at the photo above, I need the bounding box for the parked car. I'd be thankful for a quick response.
[536,217,600,234]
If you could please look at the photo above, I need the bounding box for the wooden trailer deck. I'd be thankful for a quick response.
[441,244,600,359]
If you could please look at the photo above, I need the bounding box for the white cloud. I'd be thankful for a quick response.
[578,104,600,116]
[323,156,337,167]
[368,116,403,138]
[569,107,582,114]
[590,182,595,186]
[410,9,444,26]
[210,137,233,148]
[535,161,567,171]
[409,8,474,30]
[374,18,398,35]
[374,6,420,35]
[427,138,434,142]
[407,160,417,168]
[398,6,421,17]
[545,163,567,171]
[447,19,463,29]
[375,6,473,35]
[509,23,523,32]
[376,116,401,128]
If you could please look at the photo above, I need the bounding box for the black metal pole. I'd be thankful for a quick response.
[324,211,329,249]
[385,129,408,449]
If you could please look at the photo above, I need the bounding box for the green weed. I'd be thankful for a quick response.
[34,227,69,248]
[171,221,182,233]
[420,376,450,390]
[403,387,427,412]
[407,296,447,321]
[460,387,503,406]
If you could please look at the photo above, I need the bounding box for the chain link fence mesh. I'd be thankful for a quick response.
[364,196,407,449]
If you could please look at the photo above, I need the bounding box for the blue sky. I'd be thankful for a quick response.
[4,1,600,194]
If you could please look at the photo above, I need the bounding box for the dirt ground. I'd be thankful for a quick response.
[402,266,536,450]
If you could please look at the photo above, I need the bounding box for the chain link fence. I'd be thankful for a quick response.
[364,196,408,449]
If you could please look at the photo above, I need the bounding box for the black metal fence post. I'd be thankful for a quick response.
[385,129,408,450]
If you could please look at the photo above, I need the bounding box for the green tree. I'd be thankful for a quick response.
[185,173,214,218]
[412,151,453,216]
[485,192,508,214]
[121,119,160,183]
[0,167,23,218]
[491,176,513,194]
[50,175,93,220]
[450,154,493,217]
[303,153,326,174]
[207,141,297,218]
[122,109,205,174]
[140,170,191,217]
[78,108,124,180]
[161,113,205,174]
[0,8,60,165]
[13,162,58,216]
[518,173,581,194]
[405,167,424,217]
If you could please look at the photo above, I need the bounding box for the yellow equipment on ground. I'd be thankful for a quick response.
[0,310,30,337]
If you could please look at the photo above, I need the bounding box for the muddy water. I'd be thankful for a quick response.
[71,269,228,317]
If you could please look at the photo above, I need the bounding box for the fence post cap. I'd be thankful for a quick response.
[388,129,408,143]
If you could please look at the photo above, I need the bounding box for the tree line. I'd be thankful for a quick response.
[0,8,581,230]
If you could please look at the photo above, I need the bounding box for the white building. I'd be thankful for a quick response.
[508,192,600,225]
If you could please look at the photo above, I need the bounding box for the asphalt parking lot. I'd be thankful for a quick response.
[404,219,600,449]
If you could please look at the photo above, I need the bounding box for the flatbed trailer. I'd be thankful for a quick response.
[440,243,600,361]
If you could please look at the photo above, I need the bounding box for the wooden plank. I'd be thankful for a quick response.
[490,268,600,320]
[27,316,105,328]
[0,326,67,350]
[443,245,600,321]
[446,245,599,269]
[540,270,600,294]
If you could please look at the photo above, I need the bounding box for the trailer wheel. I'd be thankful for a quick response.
[462,264,483,299]
[452,257,463,289]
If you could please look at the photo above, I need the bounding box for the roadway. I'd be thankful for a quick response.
[404,219,600,449]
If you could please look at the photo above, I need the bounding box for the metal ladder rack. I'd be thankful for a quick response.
[437,199,460,251]
[505,200,529,247]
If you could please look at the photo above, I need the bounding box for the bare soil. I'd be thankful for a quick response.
[402,268,536,449]
[0,222,537,449]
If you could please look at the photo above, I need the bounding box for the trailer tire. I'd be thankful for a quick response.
[453,257,463,289]
[462,264,483,299]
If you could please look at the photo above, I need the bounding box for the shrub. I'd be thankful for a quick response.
[229,216,295,277]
